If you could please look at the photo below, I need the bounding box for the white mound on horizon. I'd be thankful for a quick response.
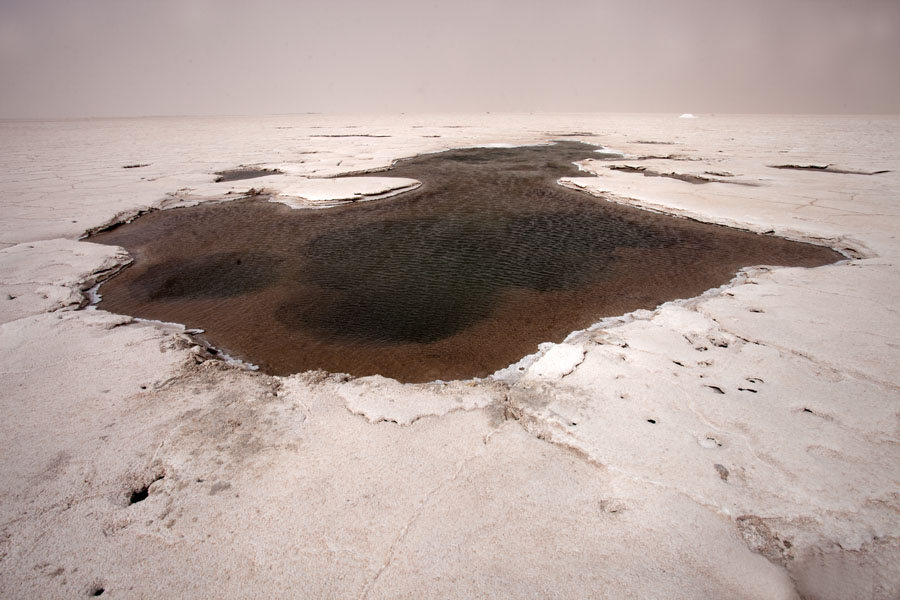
[679,113,698,119]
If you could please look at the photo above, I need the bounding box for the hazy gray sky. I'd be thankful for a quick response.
[1,0,898,118]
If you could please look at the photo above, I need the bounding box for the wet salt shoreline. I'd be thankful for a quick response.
[84,142,840,383]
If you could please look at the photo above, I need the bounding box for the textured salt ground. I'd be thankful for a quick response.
[1,114,899,599]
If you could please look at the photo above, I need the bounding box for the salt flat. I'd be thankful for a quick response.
[1,113,898,598]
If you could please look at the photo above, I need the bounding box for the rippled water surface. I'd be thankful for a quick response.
[89,143,841,382]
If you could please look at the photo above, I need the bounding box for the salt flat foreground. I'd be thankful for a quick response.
[1,113,898,598]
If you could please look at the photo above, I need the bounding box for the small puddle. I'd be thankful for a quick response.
[87,142,842,382]
[214,167,282,183]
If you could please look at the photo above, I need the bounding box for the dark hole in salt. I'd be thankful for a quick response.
[129,487,149,504]
[87,142,842,383]
[129,475,163,505]
[91,587,105,596]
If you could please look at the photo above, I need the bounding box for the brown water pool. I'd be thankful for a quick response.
[87,142,842,382]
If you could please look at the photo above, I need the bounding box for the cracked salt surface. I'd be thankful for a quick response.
[3,114,900,599]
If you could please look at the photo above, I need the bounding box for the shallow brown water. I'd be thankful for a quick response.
[88,142,842,382]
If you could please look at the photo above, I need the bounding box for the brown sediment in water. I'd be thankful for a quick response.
[87,143,842,383]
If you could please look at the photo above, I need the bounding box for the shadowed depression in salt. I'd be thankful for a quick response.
[88,143,842,382]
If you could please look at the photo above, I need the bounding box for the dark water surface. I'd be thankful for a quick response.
[88,143,842,382]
